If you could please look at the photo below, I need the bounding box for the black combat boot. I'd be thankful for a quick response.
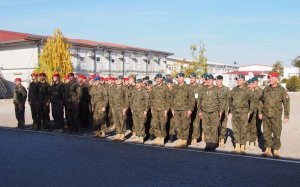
[149,134,155,141]
[168,135,175,143]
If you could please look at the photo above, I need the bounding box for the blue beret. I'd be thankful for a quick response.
[93,76,100,81]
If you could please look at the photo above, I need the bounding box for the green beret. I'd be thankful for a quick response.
[235,74,245,80]
[165,79,173,84]
[216,75,223,80]
[116,75,123,80]
[201,73,208,78]
[155,73,163,78]
[205,74,214,80]
[136,79,143,83]
[176,72,185,78]
[189,73,197,78]
[252,77,258,82]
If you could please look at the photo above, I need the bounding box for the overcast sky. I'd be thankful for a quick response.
[1,0,300,66]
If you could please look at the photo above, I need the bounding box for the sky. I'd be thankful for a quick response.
[1,0,300,66]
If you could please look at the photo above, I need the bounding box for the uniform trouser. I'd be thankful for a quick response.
[14,104,25,126]
[67,103,80,132]
[51,102,64,130]
[30,103,39,128]
[113,108,126,134]
[191,113,201,139]
[132,110,146,137]
[93,108,107,131]
[219,112,228,139]
[126,108,133,131]
[168,111,176,136]
[263,115,282,150]
[202,111,219,143]
[232,112,248,145]
[246,113,258,142]
[174,111,191,140]
[38,102,50,129]
[150,110,167,138]
[107,105,114,127]
[65,104,71,128]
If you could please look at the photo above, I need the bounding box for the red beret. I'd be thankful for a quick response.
[123,77,129,81]
[14,78,21,82]
[31,72,38,77]
[52,73,60,77]
[64,75,69,80]
[105,78,109,81]
[83,75,87,80]
[39,73,46,77]
[100,77,105,81]
[77,74,84,79]
[109,77,116,81]
[89,74,96,80]
[268,72,279,78]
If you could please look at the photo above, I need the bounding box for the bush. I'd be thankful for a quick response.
[281,78,288,83]
[286,76,300,92]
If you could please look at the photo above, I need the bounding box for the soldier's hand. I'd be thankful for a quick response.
[247,113,250,120]
[187,110,192,117]
[171,110,175,117]
[122,108,127,116]
[198,112,203,119]
[143,111,147,117]
[259,114,263,120]
[284,118,289,124]
[227,113,232,119]
[219,112,222,119]
[164,110,168,118]
[102,107,106,112]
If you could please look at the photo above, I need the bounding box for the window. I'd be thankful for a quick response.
[96,57,100,62]
[80,57,85,61]
[111,59,115,63]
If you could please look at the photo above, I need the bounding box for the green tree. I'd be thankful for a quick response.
[35,28,73,83]
[184,42,207,77]
[272,61,284,77]
[292,56,300,78]
[286,76,300,91]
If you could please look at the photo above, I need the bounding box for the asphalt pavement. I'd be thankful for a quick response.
[0,127,300,187]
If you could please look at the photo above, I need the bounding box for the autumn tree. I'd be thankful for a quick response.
[272,61,284,77]
[35,28,73,82]
[184,42,207,77]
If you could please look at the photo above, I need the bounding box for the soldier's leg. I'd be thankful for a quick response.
[72,104,80,133]
[250,114,257,143]
[30,103,38,128]
[92,109,101,130]
[231,113,241,144]
[177,111,191,140]
[159,111,167,138]
[136,112,146,138]
[261,116,273,157]
[205,112,219,144]
[240,112,248,147]
[271,117,282,150]
[51,104,58,129]
[152,111,160,138]
[219,112,228,140]
[45,104,50,129]
[192,115,200,140]
[169,113,176,136]
[20,105,25,127]
[57,103,65,130]
[246,113,253,142]
[14,104,20,126]
[99,111,108,132]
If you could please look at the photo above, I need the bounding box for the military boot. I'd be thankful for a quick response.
[261,148,272,157]
[219,139,225,148]
[240,145,246,155]
[152,137,161,146]
[175,139,187,149]
[249,142,255,150]
[158,137,165,146]
[191,138,198,146]
[125,135,139,143]
[98,131,106,139]
[201,133,205,142]
[117,134,125,142]
[231,143,241,154]
[273,149,280,159]
[137,137,144,144]
[168,135,175,143]
[113,134,121,141]
[245,141,250,150]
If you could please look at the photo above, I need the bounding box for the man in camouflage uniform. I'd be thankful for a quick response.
[65,73,81,134]
[91,76,109,138]
[259,72,290,158]
[38,73,51,131]
[229,74,253,154]
[28,72,40,130]
[171,73,195,148]
[198,74,223,151]
[147,74,169,146]
[144,80,153,138]
[189,73,203,146]
[245,77,263,150]
[13,78,27,129]
[125,74,135,136]
[110,76,129,141]
[215,75,230,148]
[125,79,149,143]
[78,75,90,128]
[50,73,65,132]
[64,74,71,129]
[106,77,116,133]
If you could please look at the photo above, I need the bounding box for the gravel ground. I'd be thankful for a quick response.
[0,92,299,160]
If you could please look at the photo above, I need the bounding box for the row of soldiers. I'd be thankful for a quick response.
[13,71,289,158]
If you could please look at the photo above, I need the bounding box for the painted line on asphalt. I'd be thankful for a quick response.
[2,126,300,165]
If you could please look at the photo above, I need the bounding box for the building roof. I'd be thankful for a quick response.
[0,30,173,56]
[225,70,271,76]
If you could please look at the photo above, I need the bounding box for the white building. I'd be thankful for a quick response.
[0,30,173,98]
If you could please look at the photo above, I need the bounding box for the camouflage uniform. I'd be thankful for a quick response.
[125,85,134,131]
[13,84,27,128]
[110,85,129,134]
[38,81,51,130]
[65,80,82,133]
[131,87,149,137]
[259,85,290,150]
[107,84,115,128]
[91,84,108,131]
[171,83,195,140]
[217,85,230,139]
[50,81,65,130]
[28,81,40,129]
[229,85,253,145]
[198,86,222,144]
[149,84,169,138]
[247,87,263,143]
[166,87,174,136]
